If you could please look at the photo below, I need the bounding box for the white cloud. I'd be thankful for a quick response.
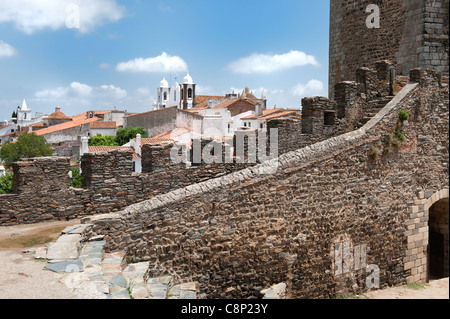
[0,40,16,58]
[228,50,319,74]
[71,82,93,96]
[291,79,324,97]
[116,52,188,73]
[99,85,127,99]
[0,0,126,34]
[35,82,127,100]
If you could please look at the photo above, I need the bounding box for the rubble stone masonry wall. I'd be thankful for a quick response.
[329,0,449,99]
[0,137,255,225]
[82,71,448,299]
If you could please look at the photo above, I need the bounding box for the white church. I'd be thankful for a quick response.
[152,73,196,110]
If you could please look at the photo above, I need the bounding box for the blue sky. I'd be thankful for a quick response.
[0,0,330,122]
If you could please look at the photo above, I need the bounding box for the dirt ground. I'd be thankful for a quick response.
[0,220,448,299]
[0,220,79,299]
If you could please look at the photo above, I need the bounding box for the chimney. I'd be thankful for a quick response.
[255,103,263,117]
[81,137,89,155]
[136,134,142,156]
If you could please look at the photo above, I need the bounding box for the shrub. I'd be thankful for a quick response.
[395,128,405,142]
[69,168,83,188]
[0,173,13,194]
[399,110,409,123]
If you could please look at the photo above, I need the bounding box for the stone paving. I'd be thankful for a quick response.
[35,223,198,299]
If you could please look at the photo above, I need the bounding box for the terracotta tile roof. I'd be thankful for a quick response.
[263,111,301,120]
[192,95,224,110]
[44,111,72,120]
[90,121,117,129]
[153,127,197,140]
[88,146,140,159]
[212,98,256,110]
[35,116,101,136]
[138,137,173,146]
[240,108,300,120]
[29,121,46,128]
[195,95,224,105]
[70,110,113,121]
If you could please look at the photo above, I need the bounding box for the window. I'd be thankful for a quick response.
[174,90,177,101]
[260,123,264,129]
[248,122,251,128]
[163,92,168,101]
[188,88,193,99]
[244,122,247,127]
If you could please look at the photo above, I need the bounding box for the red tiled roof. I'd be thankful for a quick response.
[88,146,140,159]
[90,121,117,129]
[240,108,300,120]
[35,116,101,136]
[138,137,173,146]
[192,95,224,110]
[263,111,301,120]
[195,95,224,104]
[212,98,256,110]
[29,122,46,128]
[44,111,72,120]
[153,127,196,140]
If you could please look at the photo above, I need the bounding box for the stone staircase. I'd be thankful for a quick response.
[359,96,394,126]
[37,223,198,299]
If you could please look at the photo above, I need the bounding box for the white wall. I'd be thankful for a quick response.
[89,128,117,137]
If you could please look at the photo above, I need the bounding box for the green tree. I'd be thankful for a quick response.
[69,168,83,188]
[0,132,53,168]
[115,127,148,146]
[0,173,13,194]
[88,134,119,146]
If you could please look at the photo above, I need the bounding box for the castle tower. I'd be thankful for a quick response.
[180,73,196,110]
[329,0,449,100]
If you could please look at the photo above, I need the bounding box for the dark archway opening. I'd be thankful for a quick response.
[428,198,449,281]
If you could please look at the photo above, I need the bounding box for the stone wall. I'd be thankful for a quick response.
[0,135,259,226]
[81,71,448,299]
[329,0,449,99]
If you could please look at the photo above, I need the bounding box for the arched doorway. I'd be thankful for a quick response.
[428,198,449,280]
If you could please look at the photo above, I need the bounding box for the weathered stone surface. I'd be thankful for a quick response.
[81,72,448,299]
[45,261,84,273]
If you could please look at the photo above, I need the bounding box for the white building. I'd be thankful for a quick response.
[15,99,48,131]
[153,73,196,111]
